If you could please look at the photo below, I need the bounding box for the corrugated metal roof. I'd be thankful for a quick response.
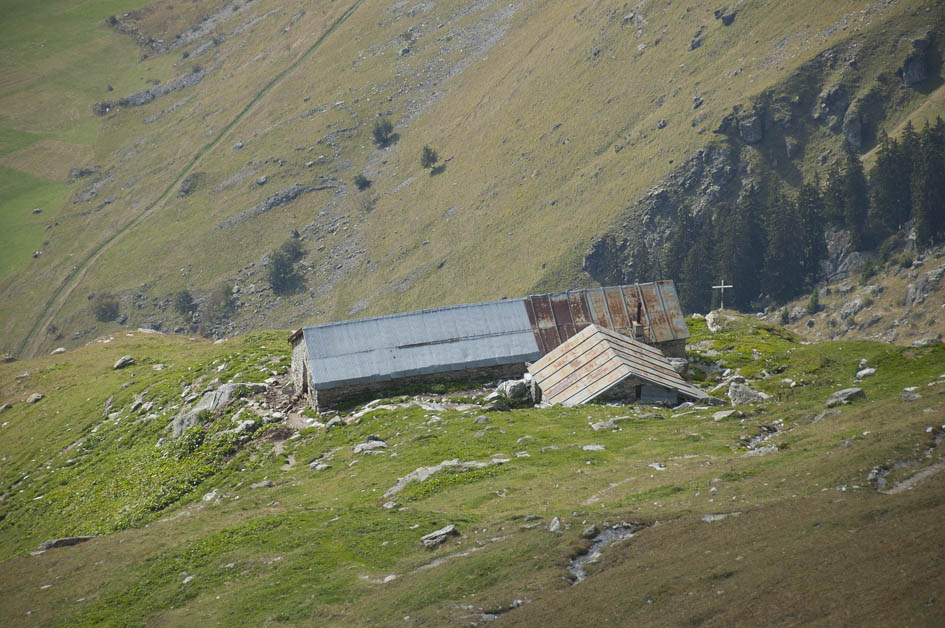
[293,281,690,393]
[301,299,541,390]
[523,281,688,353]
[528,324,707,407]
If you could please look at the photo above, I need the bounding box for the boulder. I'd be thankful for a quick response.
[251,479,273,489]
[26,393,44,403]
[912,337,941,348]
[113,355,135,370]
[421,524,458,548]
[51,347,66,355]
[667,358,689,376]
[855,367,876,380]
[581,524,599,539]
[497,379,528,399]
[825,387,865,407]
[548,516,562,533]
[353,439,387,454]
[0,403,10,413]
[728,382,771,405]
[712,409,743,421]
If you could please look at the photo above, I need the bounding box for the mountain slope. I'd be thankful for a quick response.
[1,0,944,358]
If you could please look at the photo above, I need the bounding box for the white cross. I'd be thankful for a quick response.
[712,280,733,311]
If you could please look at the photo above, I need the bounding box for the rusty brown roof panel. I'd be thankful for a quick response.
[523,282,688,355]
[551,293,576,341]
[567,292,592,331]
[657,280,689,341]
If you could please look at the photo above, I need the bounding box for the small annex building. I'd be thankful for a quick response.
[528,324,708,407]
[289,281,690,411]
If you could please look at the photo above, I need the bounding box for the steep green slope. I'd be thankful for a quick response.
[2,0,944,359]
[1,316,944,625]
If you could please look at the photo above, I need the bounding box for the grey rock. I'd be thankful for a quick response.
[714,8,736,25]
[728,382,771,405]
[548,516,562,533]
[170,382,267,437]
[51,347,66,355]
[251,479,273,489]
[825,387,865,408]
[737,106,764,144]
[581,524,599,539]
[855,367,876,380]
[113,355,135,370]
[39,536,95,550]
[899,33,933,86]
[497,379,528,399]
[312,463,331,471]
[693,96,704,109]
[657,118,667,129]
[742,445,778,457]
[785,136,799,159]
[354,439,387,454]
[901,387,921,402]
[842,110,863,152]
[712,409,743,421]
[591,420,617,431]
[0,403,10,413]
[26,393,44,403]
[838,298,863,320]
[689,36,702,51]
[325,416,343,429]
[812,409,842,423]
[912,337,941,347]
[582,444,605,451]
[474,415,490,424]
[421,524,458,548]
[667,358,688,376]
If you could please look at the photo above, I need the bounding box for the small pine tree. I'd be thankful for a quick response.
[842,148,870,250]
[420,145,439,169]
[174,289,195,314]
[373,117,394,147]
[805,290,820,315]
[91,293,120,322]
[266,250,295,294]
[279,238,304,262]
[353,174,371,191]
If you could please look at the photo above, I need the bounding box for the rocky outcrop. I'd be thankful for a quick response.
[898,32,934,87]
[170,382,268,437]
[826,387,865,407]
[93,67,209,116]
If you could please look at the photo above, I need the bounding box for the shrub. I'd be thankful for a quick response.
[279,238,304,262]
[174,289,195,315]
[421,145,439,169]
[267,250,296,294]
[91,293,120,322]
[353,173,372,190]
[779,308,790,325]
[205,281,236,322]
[805,291,820,316]
[373,117,394,147]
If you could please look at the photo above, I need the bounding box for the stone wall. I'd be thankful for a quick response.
[290,338,309,397]
[310,363,529,412]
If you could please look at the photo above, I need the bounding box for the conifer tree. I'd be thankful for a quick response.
[629,233,653,283]
[869,130,900,237]
[913,119,945,246]
[796,180,827,286]
[764,191,806,302]
[841,148,870,249]
[823,162,846,226]
[680,222,715,313]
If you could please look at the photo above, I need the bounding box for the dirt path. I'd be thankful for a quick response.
[18,0,364,358]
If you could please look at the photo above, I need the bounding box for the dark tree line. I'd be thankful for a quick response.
[655,117,945,313]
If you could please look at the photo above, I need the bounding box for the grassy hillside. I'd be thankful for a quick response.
[1,315,944,625]
[2,0,944,358]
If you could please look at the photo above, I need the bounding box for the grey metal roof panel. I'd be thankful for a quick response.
[302,299,540,390]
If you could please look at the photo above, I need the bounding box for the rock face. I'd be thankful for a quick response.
[170,382,267,437]
[728,382,771,405]
[737,105,765,144]
[353,438,387,454]
[825,387,865,407]
[113,355,135,370]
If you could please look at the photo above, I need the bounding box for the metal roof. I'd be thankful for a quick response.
[300,299,541,390]
[292,281,690,392]
[528,324,707,407]
[523,281,688,352]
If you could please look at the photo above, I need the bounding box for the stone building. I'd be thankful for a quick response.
[289,281,690,411]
